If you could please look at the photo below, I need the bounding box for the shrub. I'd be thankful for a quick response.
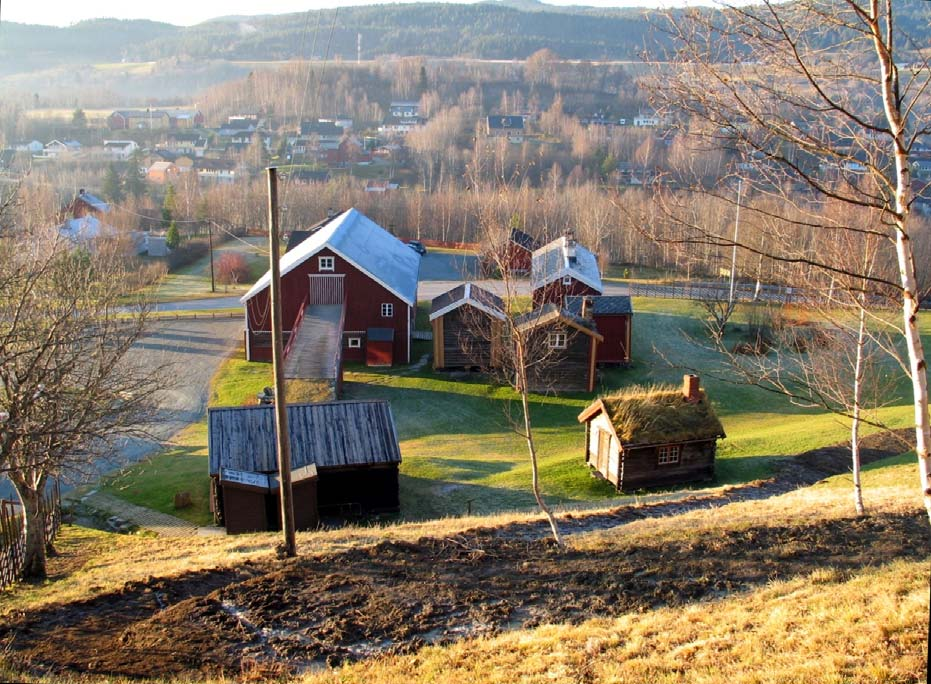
[216,252,250,285]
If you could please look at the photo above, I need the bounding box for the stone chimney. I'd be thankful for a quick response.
[683,374,701,403]
[326,207,337,219]
[581,296,594,320]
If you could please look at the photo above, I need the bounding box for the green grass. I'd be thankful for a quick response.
[103,296,931,525]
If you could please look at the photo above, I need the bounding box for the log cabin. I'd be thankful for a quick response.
[208,400,403,532]
[577,375,725,492]
[565,295,633,365]
[241,208,420,366]
[429,283,506,370]
[531,234,603,306]
[513,303,603,393]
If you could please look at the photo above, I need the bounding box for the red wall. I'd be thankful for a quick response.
[246,247,412,364]
[505,244,532,273]
[532,278,601,307]
[593,313,630,363]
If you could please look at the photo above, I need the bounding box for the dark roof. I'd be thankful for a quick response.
[488,115,525,130]
[513,302,602,340]
[565,295,633,316]
[285,213,341,252]
[291,169,330,183]
[429,283,506,321]
[579,386,725,447]
[208,400,401,475]
[74,191,109,214]
[510,228,538,251]
[367,327,395,342]
[301,120,344,137]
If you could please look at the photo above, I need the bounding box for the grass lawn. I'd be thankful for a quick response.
[142,237,267,303]
[103,296,928,525]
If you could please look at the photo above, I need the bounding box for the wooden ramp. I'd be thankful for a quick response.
[283,304,343,380]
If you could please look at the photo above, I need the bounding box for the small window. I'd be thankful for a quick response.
[318,256,335,271]
[381,303,394,318]
[562,276,573,286]
[658,445,681,465]
[549,332,567,349]
[347,337,361,349]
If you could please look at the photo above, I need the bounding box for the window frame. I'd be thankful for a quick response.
[347,337,362,349]
[548,332,567,349]
[381,303,394,318]
[657,444,681,465]
[318,255,335,272]
[562,275,573,286]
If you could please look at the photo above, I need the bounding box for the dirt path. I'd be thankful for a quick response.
[0,431,925,679]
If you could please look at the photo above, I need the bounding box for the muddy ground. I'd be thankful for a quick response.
[1,432,927,680]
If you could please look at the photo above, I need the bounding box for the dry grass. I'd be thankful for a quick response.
[0,472,926,683]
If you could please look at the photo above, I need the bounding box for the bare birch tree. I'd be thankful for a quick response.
[649,0,931,521]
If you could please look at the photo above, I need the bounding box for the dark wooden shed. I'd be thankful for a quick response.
[577,375,725,492]
[216,464,319,535]
[366,327,395,367]
[566,295,633,365]
[209,400,403,531]
[513,304,603,393]
[429,283,506,370]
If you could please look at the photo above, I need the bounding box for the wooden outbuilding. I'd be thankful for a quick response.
[566,295,633,365]
[513,304,603,393]
[577,375,725,492]
[209,400,402,532]
[429,283,506,370]
[531,234,603,306]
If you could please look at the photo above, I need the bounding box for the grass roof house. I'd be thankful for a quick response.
[577,375,725,492]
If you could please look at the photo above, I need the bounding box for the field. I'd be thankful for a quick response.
[100,296,926,525]
[1,452,926,683]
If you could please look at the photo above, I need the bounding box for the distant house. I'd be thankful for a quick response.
[43,139,81,159]
[300,120,344,149]
[242,208,420,366]
[487,115,525,143]
[147,160,181,184]
[59,189,111,244]
[566,295,632,365]
[291,169,330,185]
[633,114,661,128]
[505,228,539,274]
[577,375,725,492]
[429,283,506,370]
[531,234,603,306]
[195,158,237,183]
[208,400,402,532]
[13,140,44,155]
[513,303,602,393]
[388,101,421,118]
[108,109,170,130]
[65,189,110,220]
[102,139,139,161]
[364,179,399,193]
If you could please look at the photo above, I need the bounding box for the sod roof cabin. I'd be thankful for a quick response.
[577,375,725,492]
[429,283,506,370]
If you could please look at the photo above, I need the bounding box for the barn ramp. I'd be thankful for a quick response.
[283,304,344,381]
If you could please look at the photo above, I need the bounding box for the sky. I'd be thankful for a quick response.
[0,0,707,28]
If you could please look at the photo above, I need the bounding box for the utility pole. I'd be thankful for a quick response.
[728,178,742,306]
[267,167,296,557]
[207,221,216,293]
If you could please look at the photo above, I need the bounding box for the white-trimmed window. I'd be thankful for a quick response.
[381,303,394,318]
[549,332,567,349]
[318,256,335,271]
[347,337,361,349]
[657,445,681,465]
[562,276,573,285]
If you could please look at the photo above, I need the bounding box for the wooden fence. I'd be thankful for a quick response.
[0,481,62,587]
[628,281,806,305]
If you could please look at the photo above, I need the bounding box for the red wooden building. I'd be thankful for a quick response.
[566,295,633,365]
[531,235,603,306]
[241,208,420,366]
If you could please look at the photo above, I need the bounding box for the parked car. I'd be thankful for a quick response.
[407,240,427,255]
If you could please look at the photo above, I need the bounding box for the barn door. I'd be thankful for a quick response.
[308,274,345,304]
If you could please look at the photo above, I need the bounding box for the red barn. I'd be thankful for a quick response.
[531,235,603,306]
[566,295,633,365]
[241,208,420,366]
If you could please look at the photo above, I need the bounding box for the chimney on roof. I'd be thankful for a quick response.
[79,188,85,195]
[326,207,337,219]
[581,296,594,320]
[565,231,577,264]
[683,374,701,403]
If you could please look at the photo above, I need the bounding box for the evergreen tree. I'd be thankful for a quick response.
[101,164,124,203]
[125,150,147,199]
[165,220,181,249]
[71,107,86,128]
[162,183,177,227]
